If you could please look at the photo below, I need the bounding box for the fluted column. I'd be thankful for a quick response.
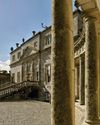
[51,0,75,125]
[84,17,100,125]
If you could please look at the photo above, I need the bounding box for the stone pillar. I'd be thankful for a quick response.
[79,55,85,105]
[75,66,78,99]
[98,29,100,119]
[84,17,100,125]
[32,62,34,81]
[51,0,75,125]
[75,64,79,100]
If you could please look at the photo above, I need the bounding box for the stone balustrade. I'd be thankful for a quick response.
[0,81,39,99]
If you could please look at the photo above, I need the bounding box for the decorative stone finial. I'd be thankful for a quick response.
[16,43,19,48]
[32,31,36,36]
[22,38,25,43]
[10,47,13,51]
[74,0,79,9]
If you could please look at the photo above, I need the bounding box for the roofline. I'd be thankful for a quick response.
[10,10,81,54]
[10,32,41,54]
[10,46,21,54]
[40,26,51,33]
[20,31,41,46]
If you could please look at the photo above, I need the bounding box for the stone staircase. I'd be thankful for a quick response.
[40,82,51,102]
[0,81,39,100]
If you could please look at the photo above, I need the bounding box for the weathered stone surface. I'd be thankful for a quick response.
[79,55,85,105]
[51,0,74,125]
[85,17,100,124]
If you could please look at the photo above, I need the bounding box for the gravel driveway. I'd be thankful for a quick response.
[0,101,85,125]
[0,101,51,125]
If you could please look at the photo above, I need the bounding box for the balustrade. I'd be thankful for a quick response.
[0,81,39,99]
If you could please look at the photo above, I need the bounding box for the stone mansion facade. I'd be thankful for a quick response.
[10,10,85,103]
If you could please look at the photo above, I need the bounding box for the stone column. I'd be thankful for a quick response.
[32,62,34,81]
[79,55,85,105]
[75,66,78,99]
[75,64,79,100]
[51,0,75,125]
[98,29,100,120]
[84,17,100,125]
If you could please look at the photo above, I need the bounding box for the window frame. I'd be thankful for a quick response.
[12,55,15,62]
[45,64,51,84]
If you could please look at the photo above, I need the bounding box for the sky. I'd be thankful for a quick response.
[0,0,75,72]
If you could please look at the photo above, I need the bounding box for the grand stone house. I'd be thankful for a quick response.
[9,0,100,124]
[10,9,85,102]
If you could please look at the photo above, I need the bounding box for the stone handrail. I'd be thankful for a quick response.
[0,82,11,88]
[0,81,39,98]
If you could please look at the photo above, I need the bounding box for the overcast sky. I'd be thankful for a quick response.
[0,0,75,72]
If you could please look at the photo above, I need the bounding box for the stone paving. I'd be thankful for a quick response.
[75,102,85,125]
[0,101,85,125]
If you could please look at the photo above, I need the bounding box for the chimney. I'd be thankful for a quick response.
[32,31,36,36]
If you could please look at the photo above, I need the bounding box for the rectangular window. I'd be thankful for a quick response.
[17,72,20,83]
[12,55,15,61]
[27,63,31,72]
[47,34,51,44]
[45,64,51,83]
[17,52,21,59]
[34,41,38,48]
[36,71,39,81]
[12,73,15,82]
[44,34,51,47]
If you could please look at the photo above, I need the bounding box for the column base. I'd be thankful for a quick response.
[82,120,100,125]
